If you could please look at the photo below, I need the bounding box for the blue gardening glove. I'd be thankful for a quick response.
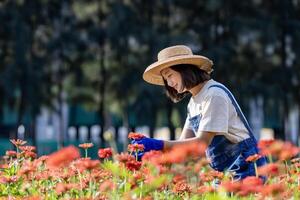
[131,137,164,152]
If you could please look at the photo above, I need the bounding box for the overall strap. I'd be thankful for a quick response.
[208,84,257,141]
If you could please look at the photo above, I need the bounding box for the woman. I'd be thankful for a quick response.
[133,45,267,180]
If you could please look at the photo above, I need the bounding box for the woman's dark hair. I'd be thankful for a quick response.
[163,64,211,103]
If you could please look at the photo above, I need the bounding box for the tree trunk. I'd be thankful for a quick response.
[166,100,175,140]
[98,46,106,146]
[280,0,289,141]
[149,105,157,138]
[16,85,26,139]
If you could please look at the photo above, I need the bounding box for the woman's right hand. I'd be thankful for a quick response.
[131,137,164,152]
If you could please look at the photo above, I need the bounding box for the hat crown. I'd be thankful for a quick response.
[157,45,193,61]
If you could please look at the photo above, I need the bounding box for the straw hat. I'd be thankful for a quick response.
[143,45,213,85]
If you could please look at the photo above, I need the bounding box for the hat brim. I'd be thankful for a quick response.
[143,55,213,86]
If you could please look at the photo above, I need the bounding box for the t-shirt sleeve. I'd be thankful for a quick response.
[197,94,229,133]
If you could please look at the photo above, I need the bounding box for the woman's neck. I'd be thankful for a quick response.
[189,81,208,96]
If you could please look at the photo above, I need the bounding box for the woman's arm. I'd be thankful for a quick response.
[164,131,216,150]
[178,116,196,140]
[178,128,195,140]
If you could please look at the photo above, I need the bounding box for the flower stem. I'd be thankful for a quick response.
[284,160,289,176]
[268,154,273,163]
[254,162,258,177]
[135,150,138,161]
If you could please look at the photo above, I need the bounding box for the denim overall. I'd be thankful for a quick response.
[189,84,267,181]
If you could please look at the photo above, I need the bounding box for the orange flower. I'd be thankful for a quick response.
[0,176,18,184]
[172,174,186,184]
[173,141,207,158]
[245,154,262,162]
[18,161,37,176]
[128,132,145,140]
[258,139,274,149]
[260,183,286,197]
[257,163,283,176]
[74,158,100,171]
[98,148,113,159]
[46,145,80,168]
[19,145,36,152]
[208,170,224,179]
[193,158,210,173]
[133,171,144,182]
[241,176,263,193]
[172,181,192,194]
[294,162,300,168]
[141,150,163,163]
[38,155,49,162]
[220,180,241,193]
[24,151,37,159]
[259,140,299,160]
[78,143,94,149]
[199,172,214,182]
[5,150,17,157]
[10,139,27,147]
[35,170,52,181]
[278,142,299,161]
[0,164,9,169]
[291,157,300,163]
[55,183,79,195]
[127,144,144,152]
[99,180,116,192]
[116,153,135,163]
[197,185,215,193]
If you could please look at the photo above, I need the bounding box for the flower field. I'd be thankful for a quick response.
[0,133,300,200]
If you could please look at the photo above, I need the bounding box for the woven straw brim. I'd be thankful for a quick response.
[143,55,213,86]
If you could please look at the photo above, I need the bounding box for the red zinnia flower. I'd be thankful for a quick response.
[128,144,144,152]
[125,160,142,171]
[128,132,145,140]
[98,148,113,159]
[46,146,80,168]
[246,154,262,162]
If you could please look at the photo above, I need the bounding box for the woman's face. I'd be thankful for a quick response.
[161,68,185,93]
